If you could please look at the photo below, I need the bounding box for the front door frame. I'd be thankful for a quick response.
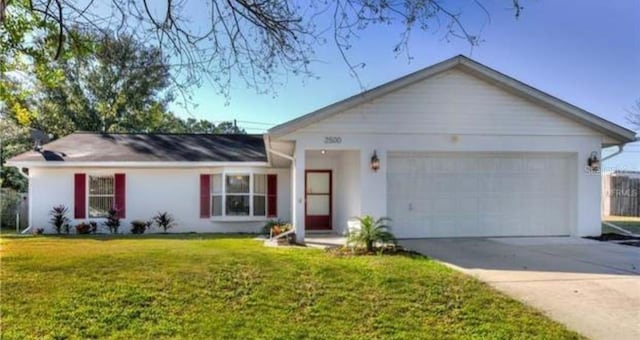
[305,169,332,230]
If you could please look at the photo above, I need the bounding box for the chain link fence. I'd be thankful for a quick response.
[1,188,28,233]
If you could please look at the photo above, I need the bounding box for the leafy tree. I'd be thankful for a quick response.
[0,0,524,98]
[212,121,245,134]
[180,118,222,134]
[0,115,31,191]
[35,29,174,135]
[1,26,246,191]
[174,118,245,134]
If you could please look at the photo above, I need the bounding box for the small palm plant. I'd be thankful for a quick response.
[50,205,70,234]
[153,211,175,232]
[347,215,397,252]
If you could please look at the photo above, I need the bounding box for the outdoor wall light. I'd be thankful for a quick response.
[587,151,600,171]
[371,150,380,172]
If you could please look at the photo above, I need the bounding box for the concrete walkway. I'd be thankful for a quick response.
[401,237,640,340]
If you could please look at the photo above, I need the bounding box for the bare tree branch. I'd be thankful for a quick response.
[2,0,524,100]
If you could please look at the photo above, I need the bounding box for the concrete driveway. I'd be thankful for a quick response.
[400,237,640,340]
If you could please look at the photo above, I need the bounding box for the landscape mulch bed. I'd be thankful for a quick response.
[326,245,424,257]
[586,233,640,247]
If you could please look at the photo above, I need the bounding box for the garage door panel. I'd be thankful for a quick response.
[432,198,456,214]
[388,152,574,238]
[456,198,479,214]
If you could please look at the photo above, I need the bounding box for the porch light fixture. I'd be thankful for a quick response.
[370,150,380,172]
[587,151,600,171]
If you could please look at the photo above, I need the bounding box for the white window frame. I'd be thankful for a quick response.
[210,169,269,220]
[87,173,115,219]
[224,172,251,217]
[252,173,267,217]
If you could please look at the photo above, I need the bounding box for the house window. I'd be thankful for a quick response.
[211,173,267,217]
[211,174,223,216]
[253,174,266,216]
[226,174,250,216]
[88,175,114,218]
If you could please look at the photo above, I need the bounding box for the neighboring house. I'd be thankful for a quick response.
[8,55,637,242]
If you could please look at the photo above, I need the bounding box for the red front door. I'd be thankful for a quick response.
[305,170,332,230]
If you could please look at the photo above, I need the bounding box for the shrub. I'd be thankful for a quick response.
[346,215,397,252]
[35,228,45,235]
[75,222,93,234]
[104,208,121,234]
[152,212,175,232]
[131,220,152,234]
[262,219,287,235]
[49,205,70,234]
[89,221,98,233]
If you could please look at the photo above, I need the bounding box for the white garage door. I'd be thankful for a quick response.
[387,152,574,238]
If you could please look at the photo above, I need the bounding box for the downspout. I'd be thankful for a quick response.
[14,167,32,234]
[16,167,29,179]
[601,144,625,162]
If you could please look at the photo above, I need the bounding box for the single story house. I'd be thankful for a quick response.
[8,55,637,242]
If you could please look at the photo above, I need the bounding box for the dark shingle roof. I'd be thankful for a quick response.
[8,133,267,163]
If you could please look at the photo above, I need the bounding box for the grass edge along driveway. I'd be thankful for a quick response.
[0,234,582,339]
[603,216,640,234]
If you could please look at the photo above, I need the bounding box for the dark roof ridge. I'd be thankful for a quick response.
[69,131,263,137]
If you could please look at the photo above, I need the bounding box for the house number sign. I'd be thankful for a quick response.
[324,136,342,144]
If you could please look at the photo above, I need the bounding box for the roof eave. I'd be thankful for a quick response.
[456,58,637,144]
[6,161,270,169]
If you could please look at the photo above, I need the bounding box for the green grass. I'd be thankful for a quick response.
[603,216,640,234]
[0,235,581,339]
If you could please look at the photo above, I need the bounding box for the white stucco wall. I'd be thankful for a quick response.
[336,150,361,235]
[283,67,608,239]
[288,133,602,237]
[28,167,291,234]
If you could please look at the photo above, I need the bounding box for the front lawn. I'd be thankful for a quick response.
[603,216,640,234]
[0,235,580,339]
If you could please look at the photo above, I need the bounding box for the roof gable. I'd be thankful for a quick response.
[269,55,636,144]
[290,69,599,137]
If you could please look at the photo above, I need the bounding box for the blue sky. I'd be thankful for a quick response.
[169,0,639,170]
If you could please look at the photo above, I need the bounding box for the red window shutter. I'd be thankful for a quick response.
[200,174,211,218]
[114,173,126,219]
[74,173,86,219]
[267,174,277,217]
